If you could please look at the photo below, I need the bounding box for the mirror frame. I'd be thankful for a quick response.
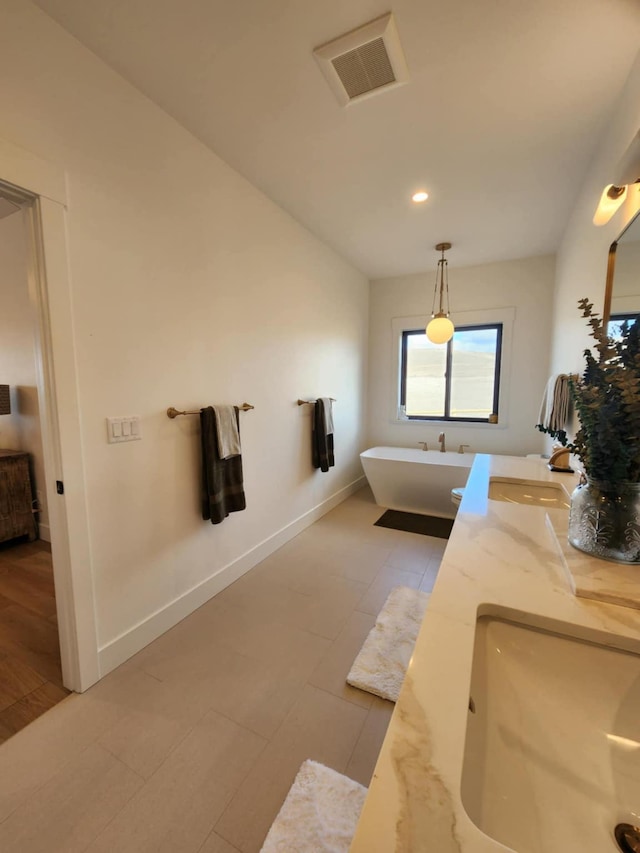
[603,207,640,325]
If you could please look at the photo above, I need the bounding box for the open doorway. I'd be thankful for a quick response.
[0,190,68,740]
[0,139,100,700]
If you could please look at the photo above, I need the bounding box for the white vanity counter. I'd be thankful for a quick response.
[349,453,640,853]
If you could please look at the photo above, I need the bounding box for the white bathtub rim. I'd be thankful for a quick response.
[361,445,475,468]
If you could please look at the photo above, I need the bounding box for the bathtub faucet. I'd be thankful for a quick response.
[438,432,446,452]
[418,441,428,451]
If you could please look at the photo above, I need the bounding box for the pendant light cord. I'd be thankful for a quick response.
[431,244,450,317]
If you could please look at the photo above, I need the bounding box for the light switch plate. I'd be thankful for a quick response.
[107,416,142,444]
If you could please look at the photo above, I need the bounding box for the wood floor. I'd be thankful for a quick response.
[0,539,67,743]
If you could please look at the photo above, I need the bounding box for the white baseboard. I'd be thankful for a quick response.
[98,476,366,677]
[38,523,51,543]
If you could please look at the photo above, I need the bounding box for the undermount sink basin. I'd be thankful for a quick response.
[488,476,570,509]
[461,616,640,852]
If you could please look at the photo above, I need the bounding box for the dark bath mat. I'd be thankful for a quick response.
[374,509,454,539]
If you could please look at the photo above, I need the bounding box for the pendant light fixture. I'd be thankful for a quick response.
[426,242,454,344]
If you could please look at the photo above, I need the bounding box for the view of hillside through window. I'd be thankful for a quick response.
[608,313,638,340]
[403,326,500,420]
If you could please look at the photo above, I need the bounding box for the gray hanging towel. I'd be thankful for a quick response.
[200,406,246,524]
[312,399,334,473]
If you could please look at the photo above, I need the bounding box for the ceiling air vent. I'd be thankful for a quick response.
[313,13,409,107]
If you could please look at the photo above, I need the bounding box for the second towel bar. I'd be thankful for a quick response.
[168,403,255,418]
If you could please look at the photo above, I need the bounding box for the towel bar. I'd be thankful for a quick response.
[297,398,336,406]
[167,403,254,418]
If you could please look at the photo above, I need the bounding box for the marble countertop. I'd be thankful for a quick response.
[349,453,640,853]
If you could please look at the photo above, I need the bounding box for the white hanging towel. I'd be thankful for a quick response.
[213,405,241,459]
[537,375,571,432]
[319,397,334,435]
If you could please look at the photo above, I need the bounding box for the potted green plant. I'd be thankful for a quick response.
[537,298,640,563]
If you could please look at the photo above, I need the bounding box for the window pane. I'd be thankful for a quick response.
[449,328,498,419]
[404,333,446,417]
[608,314,637,340]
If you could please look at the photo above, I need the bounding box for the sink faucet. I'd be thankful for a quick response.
[458,444,470,454]
[418,441,428,451]
[548,446,572,470]
[438,432,446,452]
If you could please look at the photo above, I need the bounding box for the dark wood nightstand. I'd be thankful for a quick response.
[0,450,37,544]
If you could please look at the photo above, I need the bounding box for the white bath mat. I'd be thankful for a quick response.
[347,585,430,702]
[260,759,367,853]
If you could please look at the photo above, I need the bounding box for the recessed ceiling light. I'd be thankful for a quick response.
[412,191,429,203]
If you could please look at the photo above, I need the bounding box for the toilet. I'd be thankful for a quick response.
[451,487,464,508]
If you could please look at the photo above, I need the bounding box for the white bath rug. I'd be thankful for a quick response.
[260,759,367,853]
[347,585,430,702]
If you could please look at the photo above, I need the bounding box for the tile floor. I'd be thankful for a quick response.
[0,487,445,852]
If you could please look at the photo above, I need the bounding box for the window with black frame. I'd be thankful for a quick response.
[400,324,502,422]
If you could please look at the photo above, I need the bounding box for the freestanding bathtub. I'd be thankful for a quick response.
[360,446,475,519]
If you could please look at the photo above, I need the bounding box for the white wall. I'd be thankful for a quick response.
[0,210,50,538]
[0,213,24,453]
[0,0,369,674]
[368,255,555,456]
[551,50,640,377]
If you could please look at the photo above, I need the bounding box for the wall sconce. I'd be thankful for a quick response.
[426,242,454,344]
[593,131,640,226]
[0,386,10,416]
[593,184,627,226]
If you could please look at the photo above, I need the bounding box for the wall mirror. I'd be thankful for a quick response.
[603,208,640,326]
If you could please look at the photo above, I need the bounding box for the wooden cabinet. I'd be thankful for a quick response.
[0,450,37,544]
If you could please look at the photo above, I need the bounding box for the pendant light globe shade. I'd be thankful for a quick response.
[426,314,454,344]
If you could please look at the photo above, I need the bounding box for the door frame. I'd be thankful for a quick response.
[0,137,99,691]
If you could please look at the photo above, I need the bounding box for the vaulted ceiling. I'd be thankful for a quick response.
[33,0,640,277]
